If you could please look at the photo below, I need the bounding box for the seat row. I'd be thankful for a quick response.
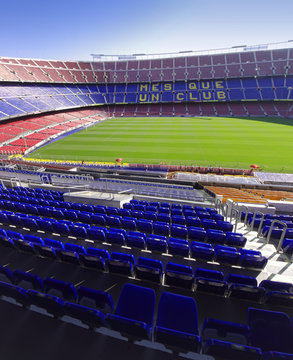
[0,232,282,305]
[0,212,265,269]
[0,275,292,360]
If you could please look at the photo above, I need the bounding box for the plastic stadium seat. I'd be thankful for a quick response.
[206,229,226,244]
[108,252,135,276]
[195,268,224,281]
[118,209,131,217]
[52,222,70,237]
[70,225,88,239]
[186,216,201,227]
[80,253,106,271]
[87,227,107,242]
[226,273,257,287]
[37,219,53,233]
[214,245,241,265]
[0,281,28,307]
[168,238,190,257]
[248,307,293,353]
[202,318,250,345]
[188,227,206,241]
[240,249,268,269]
[92,214,107,227]
[195,276,228,296]
[23,234,44,246]
[144,211,157,222]
[77,286,113,312]
[165,262,194,289]
[157,213,171,223]
[106,215,122,228]
[64,243,86,255]
[190,241,214,261]
[203,338,262,360]
[13,270,44,291]
[137,219,153,234]
[63,210,79,222]
[155,292,201,353]
[86,247,110,260]
[226,232,247,247]
[135,257,163,284]
[44,278,78,302]
[265,291,293,307]
[106,229,126,245]
[106,283,155,340]
[153,221,170,236]
[63,301,106,329]
[197,211,211,219]
[259,280,293,293]
[6,230,24,240]
[131,210,144,220]
[78,212,92,224]
[27,289,64,318]
[147,234,168,253]
[121,217,137,231]
[262,351,293,359]
[126,231,146,249]
[0,265,14,283]
[216,220,233,232]
[170,224,188,239]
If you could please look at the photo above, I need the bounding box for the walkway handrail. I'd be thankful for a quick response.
[222,203,229,221]
[264,220,287,252]
[249,211,265,232]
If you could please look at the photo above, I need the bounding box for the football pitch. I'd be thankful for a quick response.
[31,117,293,173]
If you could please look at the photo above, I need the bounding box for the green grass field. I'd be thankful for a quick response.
[31,117,293,173]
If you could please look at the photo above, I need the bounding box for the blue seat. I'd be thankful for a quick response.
[63,301,106,329]
[131,210,144,219]
[157,213,171,223]
[106,283,155,340]
[259,280,293,293]
[23,235,44,246]
[133,204,146,212]
[202,318,250,345]
[94,206,106,214]
[248,307,293,353]
[137,219,153,234]
[106,229,126,245]
[118,209,131,217]
[216,220,233,232]
[27,289,64,318]
[147,234,167,253]
[135,257,163,284]
[0,265,14,283]
[106,215,122,228]
[170,224,188,239]
[80,253,106,271]
[57,249,80,265]
[265,291,293,307]
[228,284,265,302]
[87,227,106,242]
[168,238,189,257]
[70,225,88,239]
[44,238,64,249]
[0,281,28,307]
[153,221,170,237]
[144,211,157,221]
[63,210,79,222]
[240,249,268,269]
[37,219,53,233]
[92,214,106,227]
[188,227,206,241]
[201,219,217,230]
[121,217,137,231]
[186,216,201,227]
[44,278,77,302]
[86,247,110,260]
[262,351,293,359]
[155,292,201,353]
[78,212,92,224]
[126,231,146,249]
[206,229,226,244]
[108,252,135,276]
[226,232,247,247]
[190,241,214,261]
[214,245,241,265]
[64,243,86,255]
[203,338,262,360]
[52,222,70,236]
[171,215,185,225]
[197,211,211,219]
[165,262,194,290]
[226,273,257,286]
[107,207,119,216]
[13,270,44,291]
[77,286,113,312]
[195,267,224,281]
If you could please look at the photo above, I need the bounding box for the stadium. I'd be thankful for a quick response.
[1,3,293,358]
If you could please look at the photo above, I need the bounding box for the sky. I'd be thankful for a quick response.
[1,0,293,61]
